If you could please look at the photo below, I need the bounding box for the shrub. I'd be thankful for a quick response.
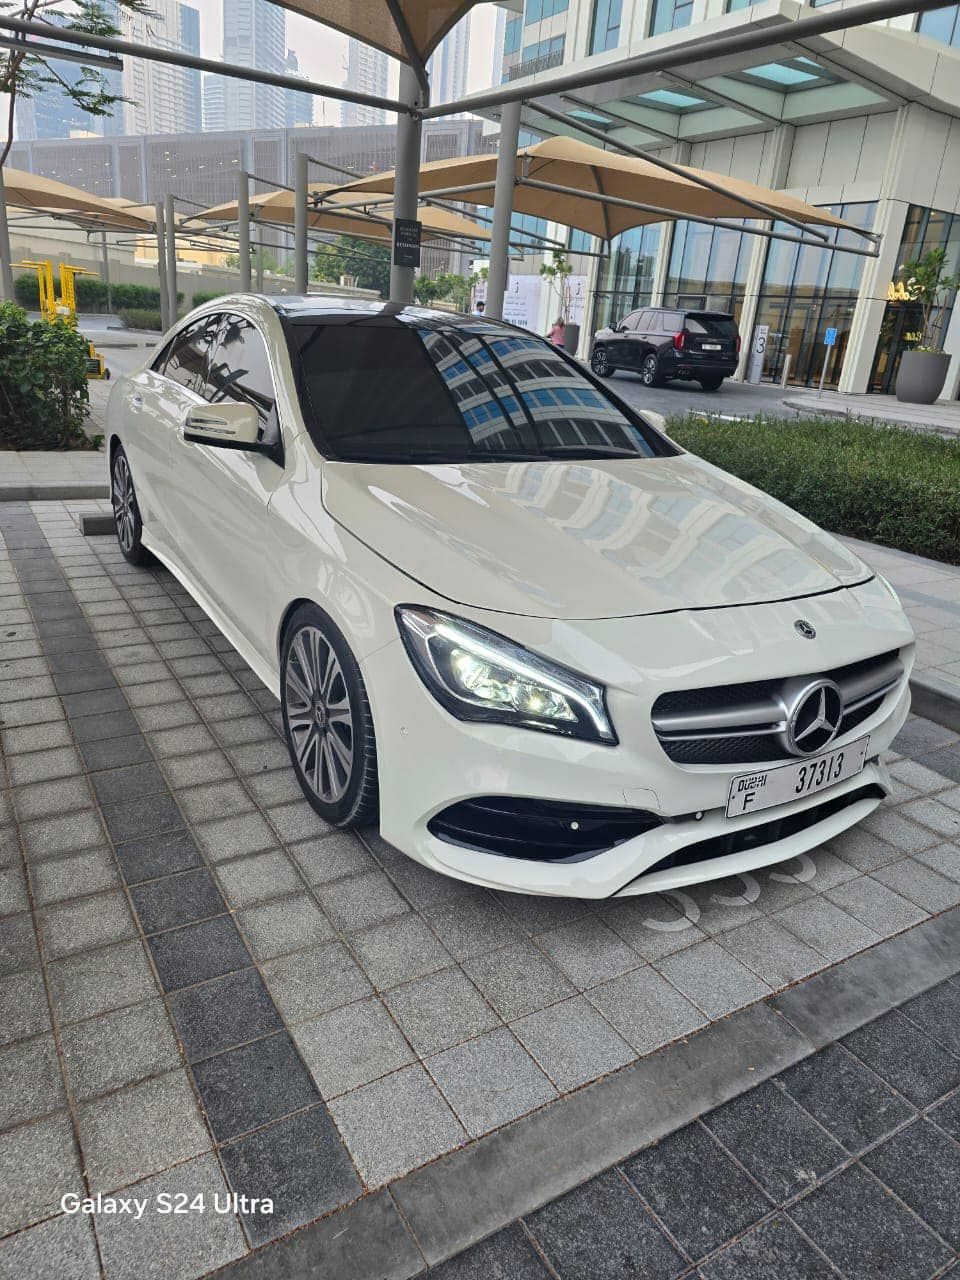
[118,307,164,331]
[191,290,225,308]
[0,304,94,450]
[14,274,181,313]
[667,413,960,565]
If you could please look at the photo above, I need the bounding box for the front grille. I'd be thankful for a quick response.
[652,650,902,766]
[620,783,885,891]
[428,797,662,862]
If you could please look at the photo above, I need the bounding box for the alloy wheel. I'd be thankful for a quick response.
[112,452,136,554]
[641,356,658,386]
[591,348,609,376]
[284,625,355,803]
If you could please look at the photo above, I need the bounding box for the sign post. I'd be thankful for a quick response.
[747,324,768,383]
[818,327,838,397]
[393,218,422,270]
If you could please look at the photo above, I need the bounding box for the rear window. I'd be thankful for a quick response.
[685,313,738,338]
[290,323,675,465]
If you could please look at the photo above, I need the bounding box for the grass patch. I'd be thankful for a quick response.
[666,413,960,566]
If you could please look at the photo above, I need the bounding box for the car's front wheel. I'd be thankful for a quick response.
[281,604,379,828]
[591,347,614,377]
[639,354,661,387]
[111,445,153,566]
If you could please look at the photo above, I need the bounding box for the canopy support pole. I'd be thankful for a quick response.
[390,65,425,305]
[0,167,14,302]
[486,99,522,321]
[294,152,309,294]
[238,172,251,292]
[164,193,178,326]
[100,232,113,312]
[155,201,169,332]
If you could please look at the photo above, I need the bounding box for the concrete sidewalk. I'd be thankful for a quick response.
[784,389,960,436]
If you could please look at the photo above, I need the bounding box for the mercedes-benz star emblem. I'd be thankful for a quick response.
[785,680,844,756]
[794,619,817,639]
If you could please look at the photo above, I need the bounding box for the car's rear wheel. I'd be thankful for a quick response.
[591,347,614,377]
[280,604,379,828]
[700,376,724,391]
[111,445,153,566]
[640,354,661,387]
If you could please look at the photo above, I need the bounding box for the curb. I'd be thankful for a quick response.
[80,513,115,535]
[0,483,109,502]
[909,671,960,735]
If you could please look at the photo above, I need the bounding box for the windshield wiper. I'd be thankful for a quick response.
[334,450,547,464]
[536,446,642,459]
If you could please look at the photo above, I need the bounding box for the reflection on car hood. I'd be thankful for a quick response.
[321,454,872,620]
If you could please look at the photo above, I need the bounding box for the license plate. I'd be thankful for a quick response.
[702,342,722,350]
[726,738,869,819]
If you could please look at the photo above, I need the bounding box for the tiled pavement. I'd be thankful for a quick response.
[1,500,960,1278]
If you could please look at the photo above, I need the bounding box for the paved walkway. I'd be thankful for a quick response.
[1,502,960,1278]
[783,389,960,436]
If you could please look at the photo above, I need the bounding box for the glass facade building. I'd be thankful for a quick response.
[664,220,751,318]
[591,224,663,331]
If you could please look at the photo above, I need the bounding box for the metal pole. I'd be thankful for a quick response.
[485,99,522,322]
[100,231,113,312]
[294,152,309,294]
[164,193,177,324]
[0,166,15,303]
[780,354,792,389]
[817,345,833,398]
[155,200,169,331]
[390,64,425,305]
[237,171,251,292]
[255,226,265,293]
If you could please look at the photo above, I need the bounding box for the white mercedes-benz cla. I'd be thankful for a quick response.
[106,296,914,898]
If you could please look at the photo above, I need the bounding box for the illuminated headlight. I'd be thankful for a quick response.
[396,606,616,744]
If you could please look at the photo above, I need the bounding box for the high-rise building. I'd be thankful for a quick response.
[341,39,389,127]
[203,0,287,132]
[428,16,471,111]
[284,51,314,128]
[120,0,202,135]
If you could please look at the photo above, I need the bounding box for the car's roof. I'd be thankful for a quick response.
[632,305,735,318]
[265,295,524,333]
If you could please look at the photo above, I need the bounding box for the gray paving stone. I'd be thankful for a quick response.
[20,810,105,861]
[39,890,136,959]
[0,913,40,975]
[228,739,291,775]
[238,892,335,961]
[380,855,464,910]
[291,832,377,885]
[428,1027,556,1137]
[599,895,708,962]
[0,826,19,871]
[699,1215,837,1280]
[215,849,302,908]
[47,939,157,1023]
[0,970,50,1046]
[0,1035,65,1129]
[123,678,183,707]
[0,1113,82,1235]
[0,696,63,729]
[915,841,960,883]
[0,864,29,915]
[61,999,182,1100]
[162,749,235,788]
[860,808,940,855]
[900,796,960,839]
[194,812,279,862]
[843,1010,960,1107]
[214,714,277,747]
[862,1119,960,1249]
[8,746,81,787]
[135,701,201,732]
[295,996,416,1098]
[93,1154,246,1280]
[245,768,305,807]
[657,939,772,1019]
[176,780,255,824]
[825,876,928,935]
[427,1222,550,1280]
[13,777,91,822]
[89,761,167,807]
[494,892,592,935]
[102,792,184,844]
[462,939,576,1021]
[329,1064,466,1186]
[774,897,880,962]
[720,917,830,988]
[385,967,501,1056]
[0,1212,100,1280]
[588,965,708,1055]
[888,759,954,793]
[538,917,643,989]
[684,877,764,935]
[349,912,453,991]
[261,941,371,1023]
[78,1068,210,1191]
[421,892,524,960]
[147,724,218,758]
[512,995,636,1092]
[829,827,902,873]
[314,869,409,933]
[262,799,334,845]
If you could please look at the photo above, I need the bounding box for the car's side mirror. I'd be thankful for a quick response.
[183,402,261,449]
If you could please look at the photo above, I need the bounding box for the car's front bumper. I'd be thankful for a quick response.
[361,577,914,898]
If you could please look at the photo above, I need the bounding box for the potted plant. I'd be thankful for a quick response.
[895,247,959,404]
[540,252,579,354]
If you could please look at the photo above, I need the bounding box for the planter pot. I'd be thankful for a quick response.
[562,322,581,356]
[895,350,950,404]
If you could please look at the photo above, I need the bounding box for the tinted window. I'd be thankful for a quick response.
[643,313,661,332]
[206,314,279,446]
[685,313,738,337]
[622,311,645,330]
[660,311,684,331]
[163,318,216,395]
[291,323,674,464]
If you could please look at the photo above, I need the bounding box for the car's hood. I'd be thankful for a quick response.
[321,454,871,620]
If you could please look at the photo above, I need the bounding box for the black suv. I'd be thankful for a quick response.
[590,308,741,391]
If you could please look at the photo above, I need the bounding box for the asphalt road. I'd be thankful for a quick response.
[596,368,801,421]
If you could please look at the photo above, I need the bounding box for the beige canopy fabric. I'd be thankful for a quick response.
[1,167,153,231]
[193,184,491,243]
[337,134,861,241]
[265,0,485,66]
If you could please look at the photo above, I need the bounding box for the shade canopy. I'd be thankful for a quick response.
[265,0,486,67]
[1,167,153,231]
[337,134,860,241]
[193,184,490,244]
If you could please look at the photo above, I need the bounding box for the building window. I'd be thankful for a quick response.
[664,220,751,318]
[750,201,877,389]
[869,203,960,392]
[504,16,521,54]
[524,0,569,23]
[519,35,565,73]
[590,0,622,52]
[591,223,662,333]
[569,228,594,253]
[649,0,694,36]
[727,0,762,9]
[917,3,960,46]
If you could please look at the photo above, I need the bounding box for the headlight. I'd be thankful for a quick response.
[396,606,616,744]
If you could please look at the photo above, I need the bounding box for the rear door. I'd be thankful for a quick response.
[684,312,739,363]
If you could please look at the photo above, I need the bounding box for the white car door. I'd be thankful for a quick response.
[163,311,288,667]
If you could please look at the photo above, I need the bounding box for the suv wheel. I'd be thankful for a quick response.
[640,354,661,387]
[700,376,724,392]
[591,347,614,377]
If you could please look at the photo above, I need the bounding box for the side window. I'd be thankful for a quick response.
[623,311,644,330]
[206,314,280,447]
[644,313,661,333]
[662,311,684,331]
[163,318,216,396]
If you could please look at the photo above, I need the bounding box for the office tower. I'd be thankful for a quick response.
[341,38,389,127]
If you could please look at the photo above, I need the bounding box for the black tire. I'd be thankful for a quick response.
[639,353,662,387]
[700,376,724,392]
[591,347,614,377]
[111,444,154,566]
[280,603,379,829]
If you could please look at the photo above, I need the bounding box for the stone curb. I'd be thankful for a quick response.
[0,483,110,502]
[910,670,960,735]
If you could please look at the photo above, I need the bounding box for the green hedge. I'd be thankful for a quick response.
[668,413,960,565]
[14,274,182,312]
[0,304,96,450]
[191,290,225,308]
[117,308,164,331]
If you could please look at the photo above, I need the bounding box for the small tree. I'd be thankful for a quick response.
[898,248,960,353]
[312,235,391,296]
[539,250,573,324]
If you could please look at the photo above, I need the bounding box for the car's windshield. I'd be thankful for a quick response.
[290,322,675,464]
